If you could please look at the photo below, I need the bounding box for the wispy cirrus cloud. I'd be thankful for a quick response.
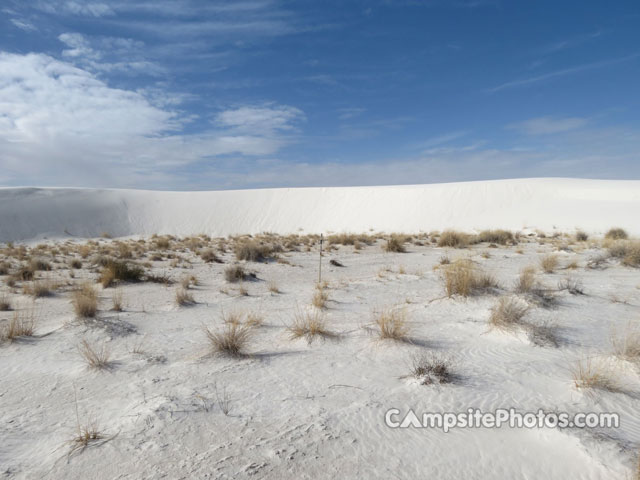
[508,116,589,135]
[487,53,640,93]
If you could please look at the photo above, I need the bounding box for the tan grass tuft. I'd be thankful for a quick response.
[442,260,498,297]
[373,307,411,341]
[72,283,98,318]
[78,338,111,369]
[204,322,253,357]
[287,310,335,343]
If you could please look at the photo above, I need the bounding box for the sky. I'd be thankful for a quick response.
[0,0,639,190]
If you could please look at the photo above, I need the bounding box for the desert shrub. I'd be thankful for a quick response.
[100,260,144,287]
[489,296,528,330]
[572,357,624,393]
[267,280,280,294]
[442,260,498,297]
[111,289,124,312]
[69,259,83,269]
[526,321,560,347]
[616,241,640,268]
[438,230,472,248]
[477,229,514,245]
[78,338,111,369]
[24,279,56,298]
[287,310,335,343]
[0,261,10,275]
[12,264,36,281]
[384,235,406,253]
[154,237,171,250]
[204,322,253,357]
[611,323,640,363]
[540,254,559,273]
[200,249,222,263]
[0,310,36,343]
[410,353,453,385]
[312,285,329,309]
[224,265,246,283]
[373,307,411,341]
[575,231,589,242]
[605,228,628,240]
[515,266,536,293]
[72,283,98,318]
[558,276,584,295]
[0,294,11,311]
[327,233,375,246]
[234,240,274,262]
[175,287,195,306]
[30,258,52,271]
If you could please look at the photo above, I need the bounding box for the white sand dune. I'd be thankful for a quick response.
[1,178,639,242]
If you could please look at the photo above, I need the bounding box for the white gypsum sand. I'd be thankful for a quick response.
[1,178,639,242]
[0,183,640,478]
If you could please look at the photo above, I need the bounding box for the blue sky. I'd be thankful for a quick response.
[1,0,639,190]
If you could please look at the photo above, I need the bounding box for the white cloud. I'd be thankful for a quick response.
[509,116,588,135]
[36,1,114,17]
[0,52,303,187]
[216,105,304,134]
[10,18,37,31]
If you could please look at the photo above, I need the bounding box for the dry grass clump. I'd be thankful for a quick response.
[558,276,584,295]
[72,283,98,318]
[477,229,515,245]
[409,352,453,385]
[100,260,144,287]
[442,260,498,297]
[175,287,195,306]
[572,357,624,393]
[0,261,10,275]
[384,235,406,253]
[234,240,274,262]
[327,233,375,246]
[605,227,628,240]
[30,258,52,272]
[373,307,411,342]
[204,322,253,357]
[540,254,559,273]
[611,323,640,363]
[514,266,536,293]
[69,420,105,456]
[224,264,247,283]
[575,230,589,242]
[312,285,329,309]
[438,230,472,248]
[69,259,83,269]
[0,294,11,311]
[111,289,124,312]
[526,321,560,347]
[12,263,36,282]
[24,279,57,298]
[267,280,280,294]
[78,338,111,369]
[488,296,528,330]
[200,249,222,263]
[608,240,640,267]
[0,309,36,343]
[287,310,336,343]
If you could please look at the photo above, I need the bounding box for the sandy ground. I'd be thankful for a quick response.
[1,235,640,479]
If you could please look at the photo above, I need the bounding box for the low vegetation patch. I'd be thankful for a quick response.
[409,352,453,385]
[100,260,144,288]
[608,240,640,267]
[488,296,528,331]
[373,307,411,342]
[605,227,628,240]
[0,310,36,343]
[572,357,624,394]
[476,229,515,245]
[204,322,253,357]
[224,264,247,283]
[312,285,329,309]
[72,283,98,318]
[175,287,195,306]
[438,230,472,248]
[384,235,406,253]
[540,254,559,273]
[442,260,498,297]
[288,310,336,343]
[234,240,274,262]
[611,323,640,364]
[78,338,112,370]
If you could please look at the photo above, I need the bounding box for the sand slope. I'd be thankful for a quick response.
[1,178,639,242]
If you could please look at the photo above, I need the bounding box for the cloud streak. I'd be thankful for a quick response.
[487,53,639,93]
